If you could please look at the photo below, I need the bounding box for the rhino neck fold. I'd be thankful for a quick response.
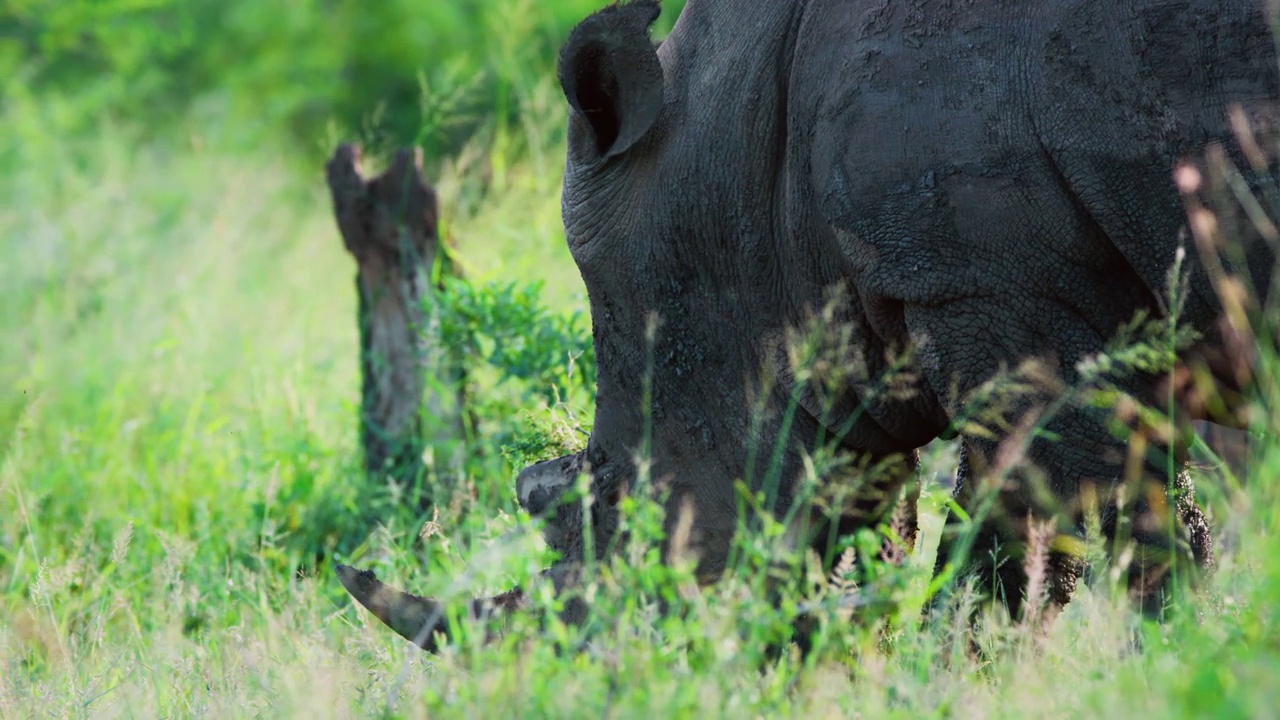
[657,0,807,178]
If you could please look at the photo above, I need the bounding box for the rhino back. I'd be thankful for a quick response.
[786,0,1276,402]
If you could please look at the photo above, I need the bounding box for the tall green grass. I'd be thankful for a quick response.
[2,1,1280,717]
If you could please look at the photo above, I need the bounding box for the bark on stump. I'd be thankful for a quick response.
[326,143,464,505]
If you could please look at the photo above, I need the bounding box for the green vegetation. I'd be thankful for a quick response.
[2,1,1278,717]
[1,0,681,161]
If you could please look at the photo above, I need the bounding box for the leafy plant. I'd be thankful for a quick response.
[433,276,594,404]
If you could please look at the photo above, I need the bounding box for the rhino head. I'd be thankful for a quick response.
[515,0,918,584]
[517,0,795,584]
[340,0,914,649]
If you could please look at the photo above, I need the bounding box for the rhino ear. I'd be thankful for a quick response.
[558,0,664,161]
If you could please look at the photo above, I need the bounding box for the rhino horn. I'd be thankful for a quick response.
[335,564,526,652]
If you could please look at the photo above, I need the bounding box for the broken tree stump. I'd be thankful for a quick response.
[325,143,465,505]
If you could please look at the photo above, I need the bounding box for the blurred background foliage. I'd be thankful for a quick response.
[0,0,684,163]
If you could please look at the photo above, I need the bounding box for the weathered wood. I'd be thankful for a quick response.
[325,143,463,502]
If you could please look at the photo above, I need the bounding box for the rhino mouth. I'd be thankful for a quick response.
[515,448,630,561]
[516,452,587,515]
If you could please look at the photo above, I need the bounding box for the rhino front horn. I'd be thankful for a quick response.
[335,564,526,652]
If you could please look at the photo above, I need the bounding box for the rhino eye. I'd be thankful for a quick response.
[604,486,624,506]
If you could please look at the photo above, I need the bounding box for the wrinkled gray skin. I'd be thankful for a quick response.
[343,0,1279,649]
[517,0,1277,608]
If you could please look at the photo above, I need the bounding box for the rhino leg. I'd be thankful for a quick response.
[1191,419,1250,483]
[335,564,527,652]
[903,293,1215,618]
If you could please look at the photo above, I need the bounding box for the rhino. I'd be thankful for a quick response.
[341,0,1279,649]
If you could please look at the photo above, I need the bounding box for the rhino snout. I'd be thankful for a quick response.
[516,454,582,515]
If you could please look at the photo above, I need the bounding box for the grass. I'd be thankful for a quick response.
[3,4,1280,717]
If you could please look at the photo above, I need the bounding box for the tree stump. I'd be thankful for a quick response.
[325,143,464,505]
